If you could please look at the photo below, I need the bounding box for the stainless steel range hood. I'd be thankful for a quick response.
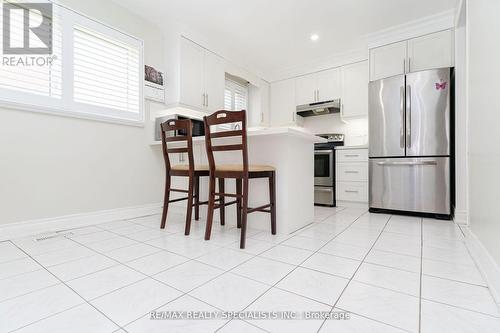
[296,99,341,117]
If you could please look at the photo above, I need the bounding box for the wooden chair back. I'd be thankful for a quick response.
[160,118,194,175]
[203,110,248,175]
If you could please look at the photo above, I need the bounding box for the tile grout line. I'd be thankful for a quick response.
[335,306,413,333]
[62,217,297,331]
[213,209,370,332]
[212,207,347,332]
[6,210,488,333]
[8,240,125,333]
[316,214,395,333]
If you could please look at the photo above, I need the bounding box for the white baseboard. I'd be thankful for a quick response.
[462,227,500,306]
[453,209,469,225]
[0,203,165,241]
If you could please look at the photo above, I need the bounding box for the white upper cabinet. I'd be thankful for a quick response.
[316,68,341,102]
[179,37,225,112]
[295,74,317,106]
[203,50,225,112]
[271,78,297,126]
[369,41,407,81]
[341,61,368,118]
[407,30,454,73]
[180,38,205,108]
[295,68,341,105]
[369,29,454,81]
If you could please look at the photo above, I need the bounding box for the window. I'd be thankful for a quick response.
[0,2,143,124]
[224,76,248,111]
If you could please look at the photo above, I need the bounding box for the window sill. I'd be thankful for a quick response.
[0,100,145,128]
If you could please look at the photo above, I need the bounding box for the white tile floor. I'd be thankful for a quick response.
[1,206,500,332]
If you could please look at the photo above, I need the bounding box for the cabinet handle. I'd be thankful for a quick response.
[345,190,359,193]
[202,94,206,107]
[344,171,359,174]
[408,57,411,72]
[206,94,209,107]
[341,103,344,116]
[403,59,406,74]
[345,154,359,157]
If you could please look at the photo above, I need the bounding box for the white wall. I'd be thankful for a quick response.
[453,6,469,224]
[0,0,166,225]
[301,114,368,146]
[468,0,500,265]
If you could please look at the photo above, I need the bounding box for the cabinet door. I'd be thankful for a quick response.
[369,41,407,81]
[341,61,368,118]
[316,68,341,102]
[204,50,225,112]
[295,74,317,105]
[407,30,454,72]
[179,38,205,108]
[271,79,296,126]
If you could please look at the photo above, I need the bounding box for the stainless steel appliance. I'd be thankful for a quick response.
[296,99,340,117]
[315,134,344,207]
[368,68,453,219]
[155,115,205,141]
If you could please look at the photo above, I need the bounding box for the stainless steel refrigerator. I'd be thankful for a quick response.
[368,68,453,219]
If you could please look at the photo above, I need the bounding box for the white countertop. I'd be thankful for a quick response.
[150,126,327,146]
[335,144,369,150]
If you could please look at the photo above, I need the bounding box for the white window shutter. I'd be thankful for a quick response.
[73,26,140,114]
[0,4,62,99]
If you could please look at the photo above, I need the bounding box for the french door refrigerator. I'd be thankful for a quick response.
[368,68,453,219]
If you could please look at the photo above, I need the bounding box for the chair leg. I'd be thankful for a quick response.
[205,175,216,240]
[194,175,200,221]
[218,178,225,226]
[240,177,249,249]
[236,179,242,229]
[269,172,277,235]
[160,175,171,229]
[184,176,194,236]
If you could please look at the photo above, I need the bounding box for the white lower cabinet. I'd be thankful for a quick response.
[336,148,369,203]
[337,182,368,202]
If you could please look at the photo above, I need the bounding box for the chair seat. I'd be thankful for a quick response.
[171,164,209,171]
[215,164,275,172]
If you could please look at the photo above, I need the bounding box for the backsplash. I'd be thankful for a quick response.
[300,113,368,146]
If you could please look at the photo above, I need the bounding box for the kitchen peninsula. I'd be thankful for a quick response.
[150,110,326,234]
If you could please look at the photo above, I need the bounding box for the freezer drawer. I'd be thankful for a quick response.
[369,157,450,215]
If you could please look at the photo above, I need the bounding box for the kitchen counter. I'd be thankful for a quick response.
[150,126,326,146]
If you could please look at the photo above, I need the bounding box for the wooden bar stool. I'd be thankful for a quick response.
[203,110,276,249]
[160,118,210,235]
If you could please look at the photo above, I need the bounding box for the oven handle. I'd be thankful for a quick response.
[315,150,333,154]
[315,187,333,192]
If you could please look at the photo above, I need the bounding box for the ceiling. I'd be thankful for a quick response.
[115,0,457,81]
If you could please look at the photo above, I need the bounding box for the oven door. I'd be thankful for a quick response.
[315,150,334,186]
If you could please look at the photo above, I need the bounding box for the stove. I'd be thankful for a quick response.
[314,133,344,207]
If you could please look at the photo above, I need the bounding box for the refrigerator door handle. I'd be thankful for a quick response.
[406,85,411,148]
[400,86,405,148]
[376,161,438,166]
